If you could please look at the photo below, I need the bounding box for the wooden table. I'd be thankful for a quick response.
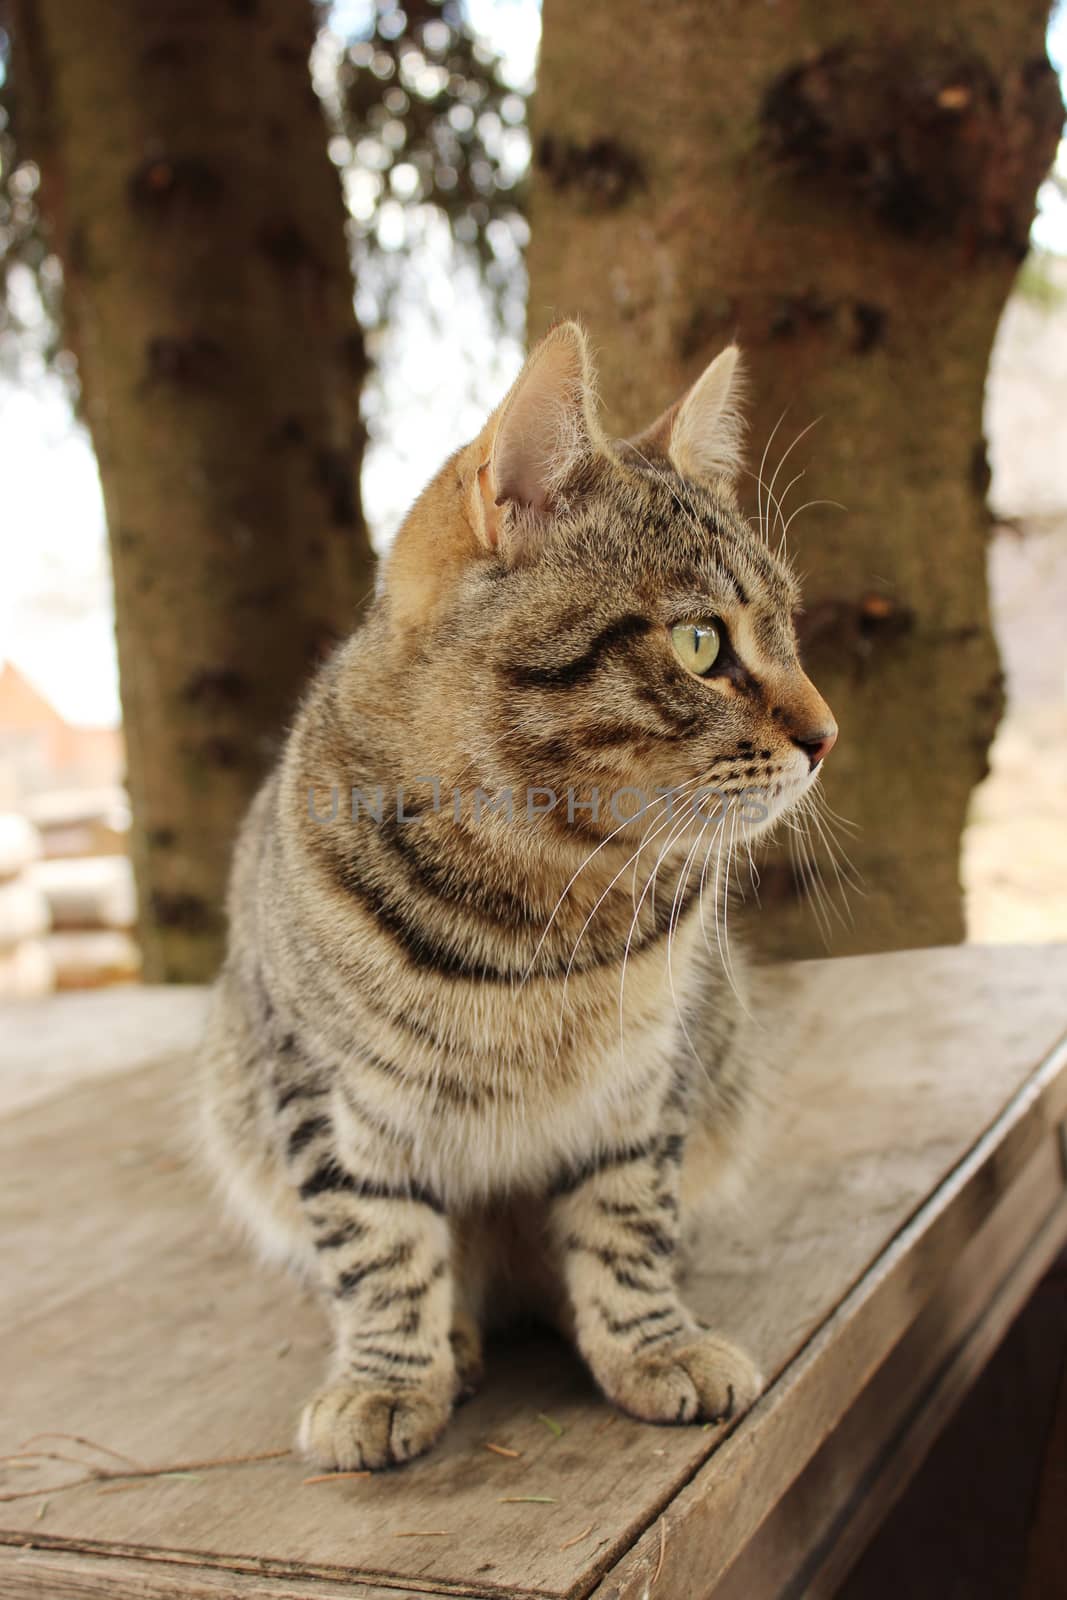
[2,945,1066,1600]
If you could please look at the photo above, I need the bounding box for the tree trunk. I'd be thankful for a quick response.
[528,2,1062,957]
[13,0,373,980]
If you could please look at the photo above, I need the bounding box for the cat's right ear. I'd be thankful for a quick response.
[629,344,746,485]
[473,321,598,562]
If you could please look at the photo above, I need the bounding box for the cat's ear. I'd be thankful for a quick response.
[474,321,597,559]
[630,345,746,484]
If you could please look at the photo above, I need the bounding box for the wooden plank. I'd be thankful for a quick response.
[0,1548,467,1600]
[711,1131,1067,1600]
[1,944,1065,1600]
[0,986,208,1117]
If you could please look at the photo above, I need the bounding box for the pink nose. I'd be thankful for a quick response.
[794,726,838,771]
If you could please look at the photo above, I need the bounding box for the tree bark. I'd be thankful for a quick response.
[528,2,1062,957]
[13,0,373,980]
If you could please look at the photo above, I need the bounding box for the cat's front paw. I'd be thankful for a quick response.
[299,1380,453,1471]
[595,1330,762,1427]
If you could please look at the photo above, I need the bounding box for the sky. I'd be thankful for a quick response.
[0,1,1065,727]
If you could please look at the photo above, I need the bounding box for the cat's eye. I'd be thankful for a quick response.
[670,620,721,676]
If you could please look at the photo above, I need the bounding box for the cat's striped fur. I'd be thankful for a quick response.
[200,324,837,1470]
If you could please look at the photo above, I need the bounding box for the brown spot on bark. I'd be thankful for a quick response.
[129,157,224,211]
[971,439,992,497]
[769,291,833,340]
[68,223,90,275]
[182,667,249,708]
[145,335,226,387]
[797,592,914,672]
[140,39,189,70]
[536,134,644,210]
[198,735,244,769]
[149,890,212,931]
[761,40,1063,251]
[850,301,887,353]
[147,827,177,849]
[315,447,358,527]
[257,219,315,269]
[676,298,735,361]
[273,416,307,446]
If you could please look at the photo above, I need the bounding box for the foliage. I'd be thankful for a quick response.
[0,2,531,380]
[0,26,65,380]
[328,0,530,333]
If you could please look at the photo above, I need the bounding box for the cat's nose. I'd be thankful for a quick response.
[793,725,838,770]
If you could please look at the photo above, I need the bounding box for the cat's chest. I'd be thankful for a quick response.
[388,977,686,1198]
[408,1042,671,1199]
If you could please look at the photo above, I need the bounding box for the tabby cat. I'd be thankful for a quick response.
[200,322,837,1471]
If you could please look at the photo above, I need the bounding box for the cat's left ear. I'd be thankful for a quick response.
[475,320,598,560]
[629,345,746,485]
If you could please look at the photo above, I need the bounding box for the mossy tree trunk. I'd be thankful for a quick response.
[529,2,1062,957]
[13,0,374,980]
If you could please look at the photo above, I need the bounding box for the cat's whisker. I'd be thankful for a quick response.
[802,786,864,907]
[786,813,832,944]
[616,781,723,1063]
[743,461,789,554]
[700,812,733,995]
[779,496,846,555]
[554,792,697,1058]
[699,808,729,970]
[612,802,703,1064]
[696,798,744,1007]
[772,467,805,529]
[811,788,862,838]
[790,796,841,944]
[765,416,821,556]
[742,816,762,903]
[720,804,748,1009]
[665,806,723,1063]
[628,779,704,917]
[517,787,682,989]
[696,811,722,957]
[753,410,787,545]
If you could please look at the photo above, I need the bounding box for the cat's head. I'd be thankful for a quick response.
[380,322,835,840]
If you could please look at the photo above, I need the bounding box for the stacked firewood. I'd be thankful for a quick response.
[0,814,52,998]
[4,791,141,992]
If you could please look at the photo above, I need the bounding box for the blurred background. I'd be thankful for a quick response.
[0,0,1064,994]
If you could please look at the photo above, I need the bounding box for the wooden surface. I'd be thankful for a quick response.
[1,944,1066,1600]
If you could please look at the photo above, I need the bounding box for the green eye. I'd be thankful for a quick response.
[670,620,721,676]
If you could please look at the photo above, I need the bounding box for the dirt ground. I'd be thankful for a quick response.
[963,272,1067,944]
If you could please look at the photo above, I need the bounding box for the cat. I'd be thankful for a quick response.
[199,321,837,1471]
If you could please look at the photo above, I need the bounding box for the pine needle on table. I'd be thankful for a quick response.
[0,1445,290,1505]
[560,1522,595,1550]
[302,1471,371,1486]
